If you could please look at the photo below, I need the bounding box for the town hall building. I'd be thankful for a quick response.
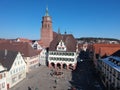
[48,34,78,70]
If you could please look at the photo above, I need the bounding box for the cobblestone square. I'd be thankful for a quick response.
[9,66,72,90]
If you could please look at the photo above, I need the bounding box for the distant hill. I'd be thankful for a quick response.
[76,37,120,44]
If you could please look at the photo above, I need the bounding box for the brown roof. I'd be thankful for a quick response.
[53,31,58,39]
[0,39,12,43]
[16,38,31,43]
[38,40,44,47]
[0,41,38,57]
[0,50,18,71]
[49,34,77,52]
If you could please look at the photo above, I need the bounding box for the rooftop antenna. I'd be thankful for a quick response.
[5,49,7,56]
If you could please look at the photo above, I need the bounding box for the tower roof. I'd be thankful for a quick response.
[45,7,49,16]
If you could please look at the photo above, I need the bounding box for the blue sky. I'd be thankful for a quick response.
[0,0,120,39]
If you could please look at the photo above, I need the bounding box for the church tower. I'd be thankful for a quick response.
[41,7,53,48]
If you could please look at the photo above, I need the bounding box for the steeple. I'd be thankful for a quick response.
[45,7,49,16]
[41,7,53,48]
[58,28,61,34]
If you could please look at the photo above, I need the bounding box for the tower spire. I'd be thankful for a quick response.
[45,6,49,16]
[58,27,61,34]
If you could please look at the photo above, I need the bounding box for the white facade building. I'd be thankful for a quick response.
[0,50,26,89]
[0,64,7,90]
[0,42,39,73]
[48,34,77,70]
[39,49,47,65]
[31,41,42,50]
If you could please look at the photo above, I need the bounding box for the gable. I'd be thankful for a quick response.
[49,34,77,52]
[0,64,5,71]
[0,50,18,71]
[57,40,66,51]
[10,52,26,72]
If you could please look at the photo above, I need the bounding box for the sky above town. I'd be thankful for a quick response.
[0,0,120,40]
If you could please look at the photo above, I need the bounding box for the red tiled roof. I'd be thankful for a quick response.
[93,44,120,57]
[0,41,38,57]
[112,50,120,57]
[100,47,120,56]
[49,34,77,52]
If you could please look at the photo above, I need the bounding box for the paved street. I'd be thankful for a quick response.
[9,66,72,90]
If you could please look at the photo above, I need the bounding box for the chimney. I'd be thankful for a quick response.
[5,49,7,56]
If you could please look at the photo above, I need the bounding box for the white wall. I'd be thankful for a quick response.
[6,52,26,88]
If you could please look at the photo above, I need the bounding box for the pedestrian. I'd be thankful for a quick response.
[28,86,31,90]
[55,79,57,84]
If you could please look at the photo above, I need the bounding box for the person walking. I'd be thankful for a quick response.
[28,86,31,90]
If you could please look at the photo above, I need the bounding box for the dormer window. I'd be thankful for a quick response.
[34,44,37,49]
[57,40,66,51]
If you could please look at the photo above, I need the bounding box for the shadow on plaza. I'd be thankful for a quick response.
[68,51,106,90]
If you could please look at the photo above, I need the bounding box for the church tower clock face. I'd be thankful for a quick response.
[47,17,51,21]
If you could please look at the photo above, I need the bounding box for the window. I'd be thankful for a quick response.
[14,62,16,66]
[18,61,19,65]
[2,82,5,88]
[66,53,68,55]
[44,24,47,28]
[12,77,16,83]
[72,53,74,56]
[16,68,18,73]
[56,40,66,51]
[60,58,62,61]
[4,73,5,77]
[71,59,74,62]
[0,84,1,90]
[10,71,12,75]
[117,61,120,66]
[96,54,99,59]
[19,74,22,79]
[48,24,49,28]
[14,69,15,74]
[66,58,68,61]
[21,60,23,64]
[117,73,120,80]
[0,74,2,79]
[59,52,61,55]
